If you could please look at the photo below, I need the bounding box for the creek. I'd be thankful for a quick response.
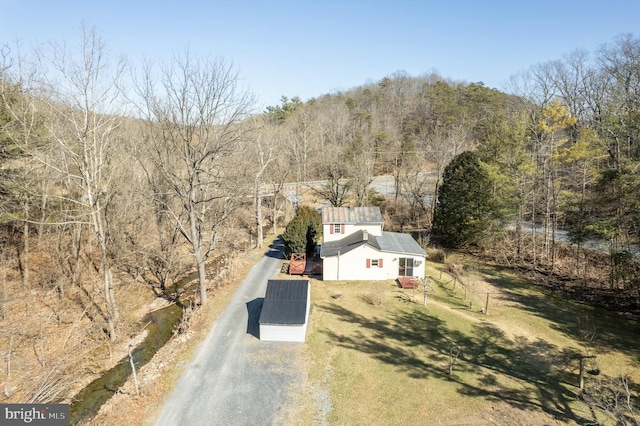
[68,272,198,425]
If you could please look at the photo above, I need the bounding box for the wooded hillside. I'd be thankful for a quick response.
[1,28,639,406]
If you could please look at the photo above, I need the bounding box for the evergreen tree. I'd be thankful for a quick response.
[431,151,500,248]
[282,217,307,256]
[282,205,322,257]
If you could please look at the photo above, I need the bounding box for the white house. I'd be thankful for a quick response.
[319,206,427,281]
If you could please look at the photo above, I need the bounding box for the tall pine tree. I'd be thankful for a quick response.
[432,151,501,248]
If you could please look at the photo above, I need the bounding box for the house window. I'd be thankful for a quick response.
[399,258,414,276]
[366,258,384,268]
[332,223,344,234]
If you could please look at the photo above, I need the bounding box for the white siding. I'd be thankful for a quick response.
[322,256,339,280]
[322,223,383,242]
[322,246,426,281]
[398,256,425,279]
[260,324,307,342]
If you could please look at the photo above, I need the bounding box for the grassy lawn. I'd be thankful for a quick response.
[292,258,640,425]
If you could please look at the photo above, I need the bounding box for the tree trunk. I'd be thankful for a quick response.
[22,219,29,290]
[92,203,119,340]
[515,215,523,260]
[129,344,140,396]
[104,263,118,340]
[531,201,537,269]
[4,334,14,397]
[550,166,559,272]
[70,224,83,291]
[431,177,441,223]
[1,260,6,321]
[256,192,264,248]
[272,192,278,235]
[37,194,47,247]
[543,171,552,262]
[196,254,207,305]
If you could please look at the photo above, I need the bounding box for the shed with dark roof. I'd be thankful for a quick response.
[259,279,311,342]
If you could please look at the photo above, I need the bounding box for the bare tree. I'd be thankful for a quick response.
[22,25,125,340]
[511,64,558,268]
[446,342,460,375]
[247,118,278,248]
[596,33,640,172]
[133,125,189,295]
[345,133,374,207]
[400,153,433,227]
[0,47,49,291]
[137,52,254,305]
[312,161,351,207]
[582,373,638,425]
[287,106,319,182]
[263,136,290,235]
[422,124,472,218]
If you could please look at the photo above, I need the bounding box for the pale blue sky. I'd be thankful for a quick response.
[1,1,639,110]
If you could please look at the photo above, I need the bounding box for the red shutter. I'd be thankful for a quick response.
[379,258,383,268]
[341,224,345,234]
[366,259,371,268]
[330,224,334,234]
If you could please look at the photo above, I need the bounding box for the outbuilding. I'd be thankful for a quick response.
[258,279,311,342]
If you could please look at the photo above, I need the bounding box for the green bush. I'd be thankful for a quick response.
[282,206,322,257]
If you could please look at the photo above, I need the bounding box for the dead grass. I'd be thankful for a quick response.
[88,233,280,425]
[0,266,154,406]
[91,282,243,426]
[0,223,272,424]
[71,240,640,425]
[286,258,640,425]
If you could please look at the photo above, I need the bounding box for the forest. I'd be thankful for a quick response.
[1,26,639,409]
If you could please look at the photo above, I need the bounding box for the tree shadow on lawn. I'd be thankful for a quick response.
[476,265,640,364]
[317,301,586,423]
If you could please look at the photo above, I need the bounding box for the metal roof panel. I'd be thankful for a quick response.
[322,207,383,224]
[259,280,309,325]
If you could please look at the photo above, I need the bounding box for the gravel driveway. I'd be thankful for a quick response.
[155,238,306,425]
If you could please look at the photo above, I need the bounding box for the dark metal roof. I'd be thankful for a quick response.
[320,230,379,257]
[259,280,309,325]
[320,230,427,258]
[322,206,383,225]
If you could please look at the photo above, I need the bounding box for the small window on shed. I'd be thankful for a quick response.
[333,223,343,234]
[371,259,379,267]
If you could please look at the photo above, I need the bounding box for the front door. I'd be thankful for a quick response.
[399,257,414,276]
